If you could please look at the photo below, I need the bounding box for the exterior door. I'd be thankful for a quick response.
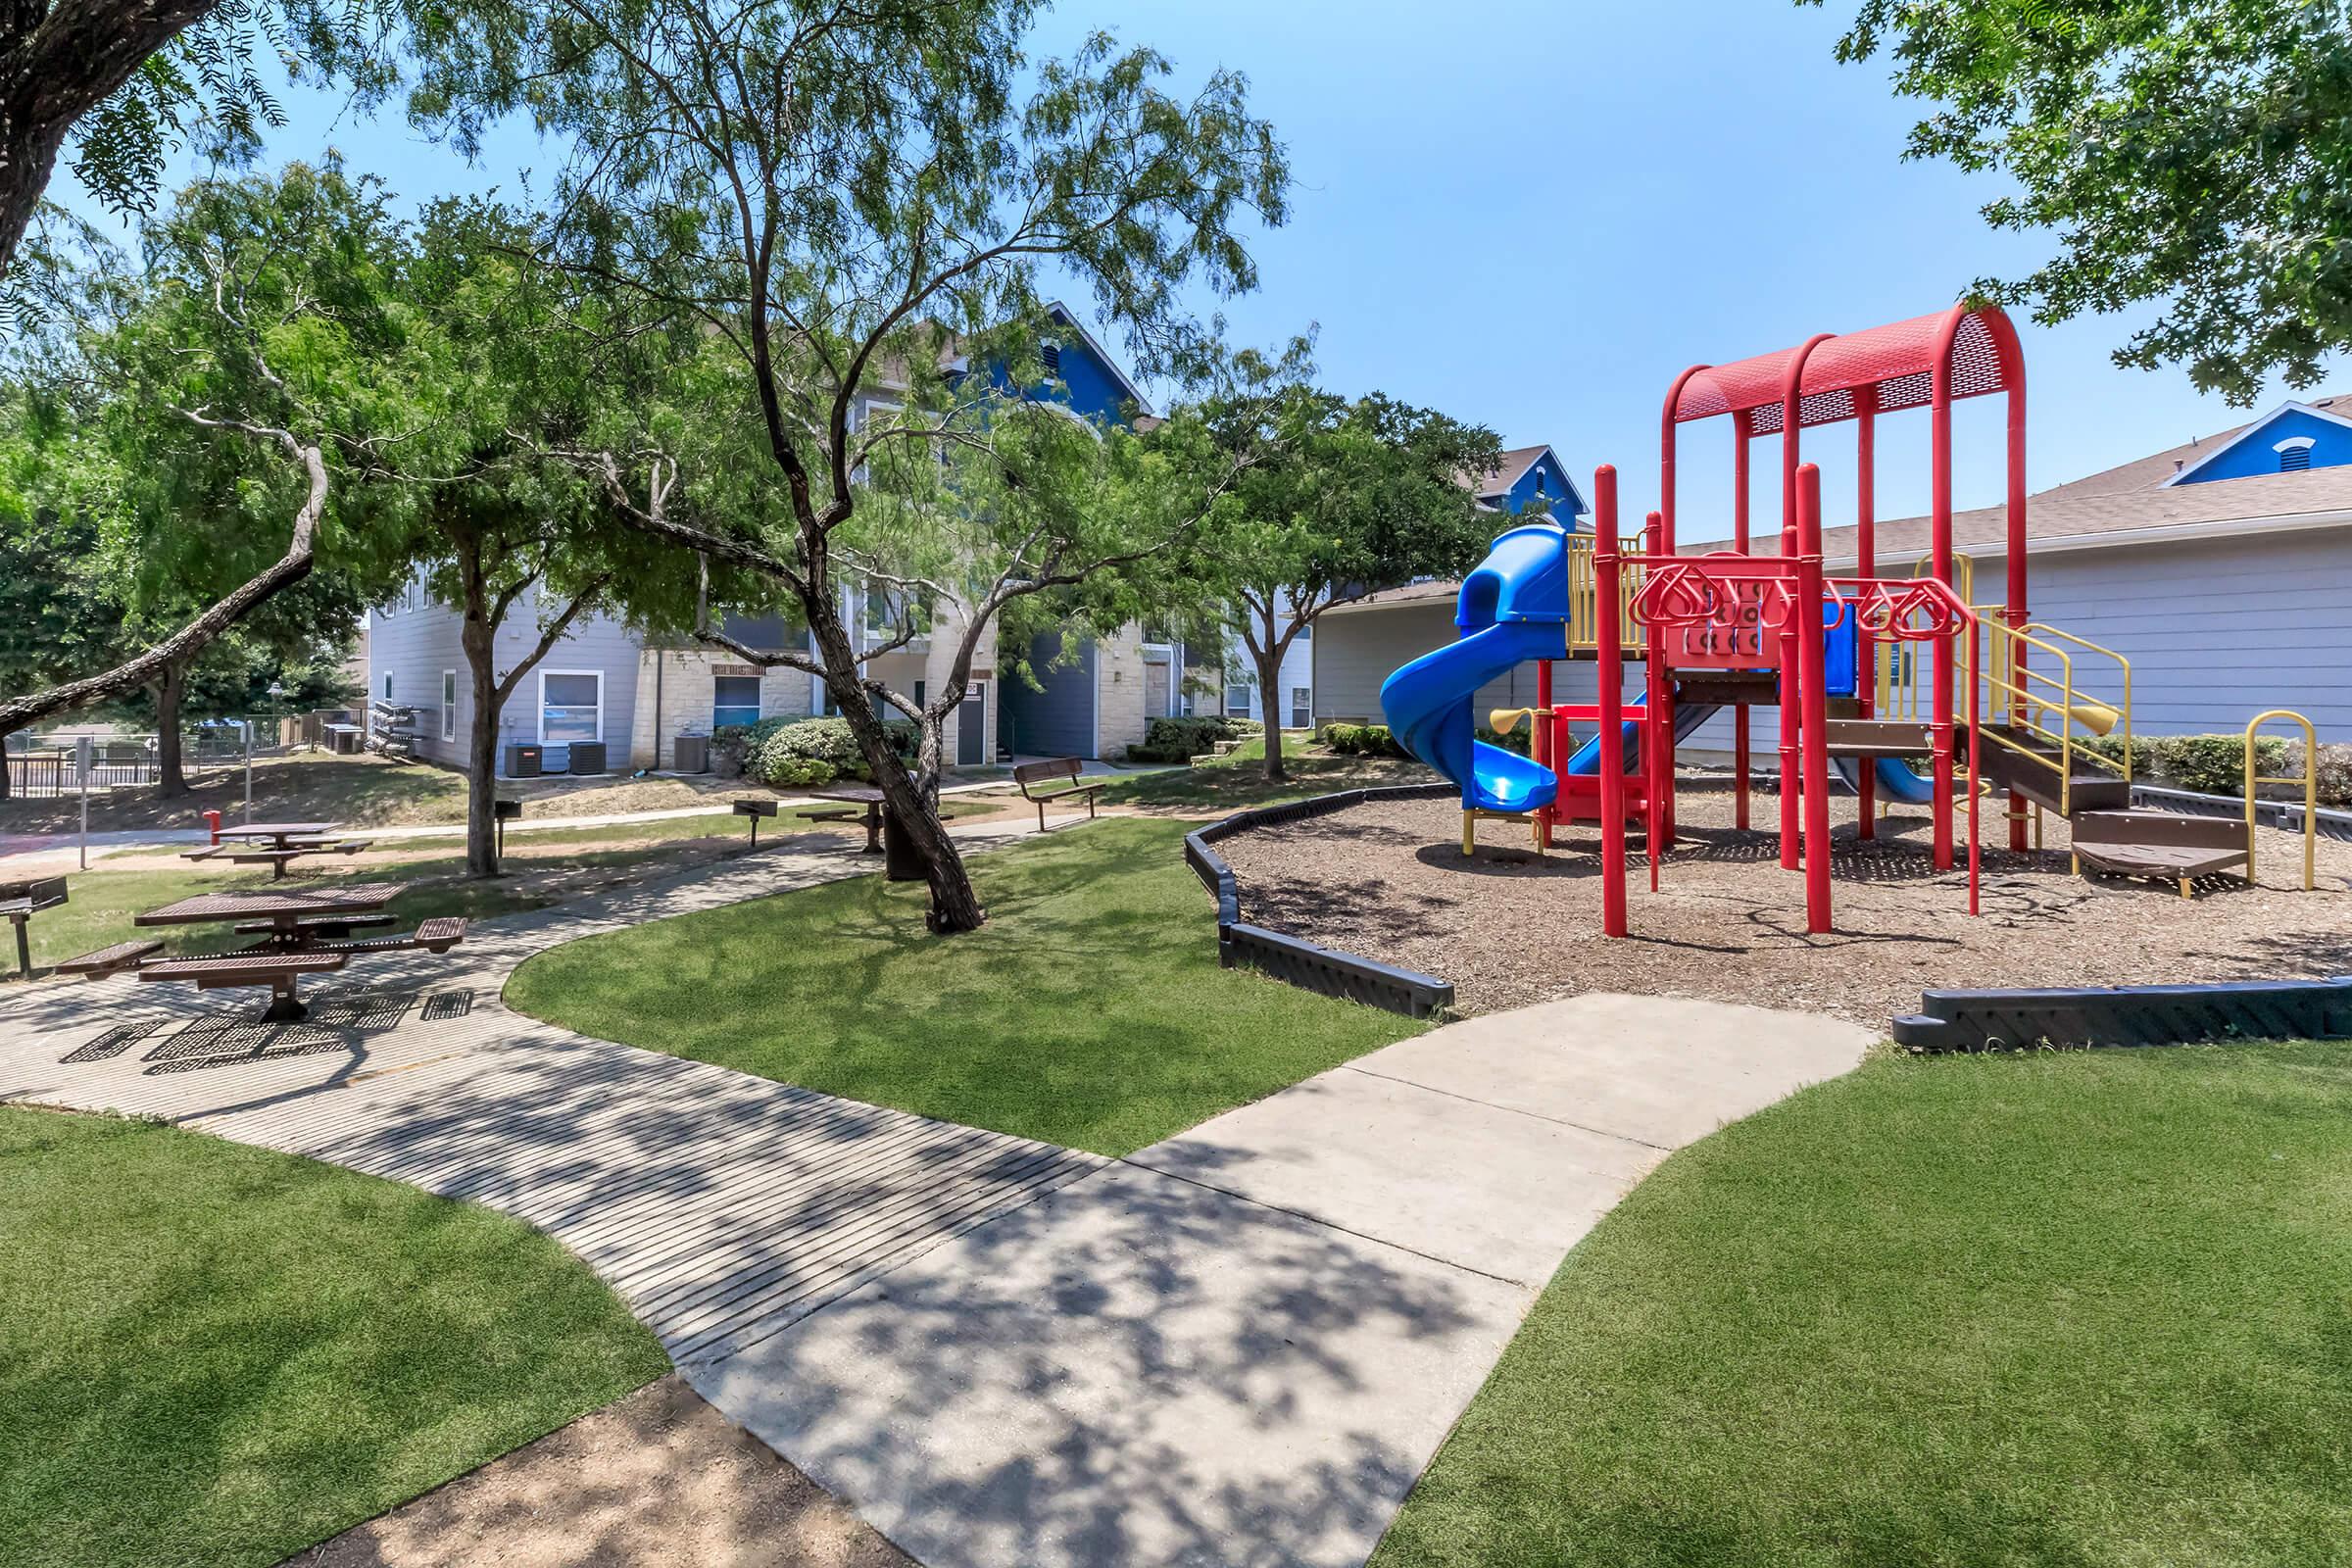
[957,681,987,766]
[1145,660,1172,719]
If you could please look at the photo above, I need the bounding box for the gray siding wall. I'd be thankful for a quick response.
[1314,603,1574,736]
[1001,634,1096,757]
[368,584,649,776]
[363,598,468,769]
[493,593,643,773]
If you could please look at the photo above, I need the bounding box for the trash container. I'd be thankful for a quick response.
[671,734,710,773]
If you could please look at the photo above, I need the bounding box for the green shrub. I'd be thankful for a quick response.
[1476,724,1533,758]
[1147,715,1235,754]
[1226,716,1265,736]
[746,714,917,788]
[1324,722,1411,759]
[2292,741,2352,808]
[2147,733,2285,796]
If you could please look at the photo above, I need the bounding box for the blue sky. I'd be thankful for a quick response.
[61,0,2340,541]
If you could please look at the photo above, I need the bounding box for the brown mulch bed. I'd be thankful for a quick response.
[280,1375,911,1567]
[1214,784,2352,1028]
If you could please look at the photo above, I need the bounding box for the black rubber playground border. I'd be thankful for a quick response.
[1894,977,2352,1052]
[1185,782,1459,1019]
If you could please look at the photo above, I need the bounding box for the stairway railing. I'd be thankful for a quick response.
[1566,534,1647,655]
[2244,710,2318,890]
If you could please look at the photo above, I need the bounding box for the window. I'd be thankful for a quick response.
[539,670,602,745]
[1226,682,1251,716]
[440,671,458,742]
[381,672,393,701]
[864,586,931,637]
[1291,618,1311,642]
[712,674,761,730]
[1290,685,1310,729]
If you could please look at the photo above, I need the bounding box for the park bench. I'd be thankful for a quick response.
[137,949,352,1021]
[1011,757,1102,832]
[734,797,782,848]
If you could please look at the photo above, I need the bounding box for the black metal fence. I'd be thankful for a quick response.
[3,732,247,799]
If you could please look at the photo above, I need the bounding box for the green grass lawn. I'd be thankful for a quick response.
[507,818,1421,1154]
[1100,734,1434,813]
[1372,1043,2352,1568]
[0,1106,666,1568]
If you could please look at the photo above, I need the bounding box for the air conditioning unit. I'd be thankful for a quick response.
[672,734,710,773]
[567,742,608,775]
[503,743,542,778]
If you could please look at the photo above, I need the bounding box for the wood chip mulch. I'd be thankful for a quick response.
[1214,785,2352,1028]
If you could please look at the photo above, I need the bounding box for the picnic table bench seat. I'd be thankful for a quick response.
[137,950,349,984]
[798,807,863,824]
[57,939,165,977]
[180,844,225,861]
[312,916,467,956]
[1011,757,1102,831]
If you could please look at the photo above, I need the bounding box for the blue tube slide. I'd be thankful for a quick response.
[1380,522,1573,814]
[1831,755,1938,804]
[1381,619,1566,812]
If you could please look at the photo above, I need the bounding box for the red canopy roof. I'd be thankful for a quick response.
[1669,308,2022,435]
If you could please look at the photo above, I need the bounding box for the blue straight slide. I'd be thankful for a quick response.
[1381,618,1565,813]
[1560,693,1724,776]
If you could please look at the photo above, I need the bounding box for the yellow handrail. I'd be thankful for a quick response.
[2020,623,2132,783]
[2244,710,2317,890]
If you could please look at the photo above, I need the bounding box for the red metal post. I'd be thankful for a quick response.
[1778,335,1835,871]
[2006,359,2030,853]
[1733,422,1751,831]
[1645,511,1667,888]
[1595,466,1629,938]
[1536,656,1554,847]
[1796,464,1834,934]
[1855,394,1878,840]
[1928,317,1959,871]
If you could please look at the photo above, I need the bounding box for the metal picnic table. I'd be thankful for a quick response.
[120,882,458,1021]
[803,787,889,855]
[193,820,371,879]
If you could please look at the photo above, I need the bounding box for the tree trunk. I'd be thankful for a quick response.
[809,598,985,932]
[153,662,189,797]
[461,580,504,878]
[0,726,12,800]
[1254,644,1289,783]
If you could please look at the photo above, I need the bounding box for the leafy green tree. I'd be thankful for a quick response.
[0,0,399,297]
[1173,382,1503,781]
[1815,0,2352,403]
[438,0,1291,932]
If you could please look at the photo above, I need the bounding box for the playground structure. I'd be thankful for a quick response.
[1381,304,2313,939]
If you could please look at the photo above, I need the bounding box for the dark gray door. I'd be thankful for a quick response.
[957,682,987,765]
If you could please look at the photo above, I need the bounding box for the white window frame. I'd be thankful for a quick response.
[1290,685,1311,730]
[440,670,458,742]
[537,667,605,746]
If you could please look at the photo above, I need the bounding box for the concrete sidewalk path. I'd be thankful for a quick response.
[692,993,1875,1568]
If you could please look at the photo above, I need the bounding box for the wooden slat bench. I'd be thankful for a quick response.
[2071,809,2250,898]
[180,844,226,861]
[57,939,164,978]
[1011,758,1102,832]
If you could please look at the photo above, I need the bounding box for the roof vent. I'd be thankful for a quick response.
[2173,460,2184,473]
[1040,340,1061,376]
[2280,445,2313,472]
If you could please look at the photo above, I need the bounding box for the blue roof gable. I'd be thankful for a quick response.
[2165,401,2352,486]
[1495,447,1590,527]
[972,304,1150,429]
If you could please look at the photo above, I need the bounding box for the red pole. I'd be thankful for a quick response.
[1796,464,1834,934]
[1733,422,1751,831]
[1967,612,1983,915]
[2006,356,2030,853]
[1778,336,1834,871]
[1855,394,1878,840]
[1929,334,1957,871]
[1595,466,1628,938]
[1536,656,1554,848]
[1645,510,1667,890]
